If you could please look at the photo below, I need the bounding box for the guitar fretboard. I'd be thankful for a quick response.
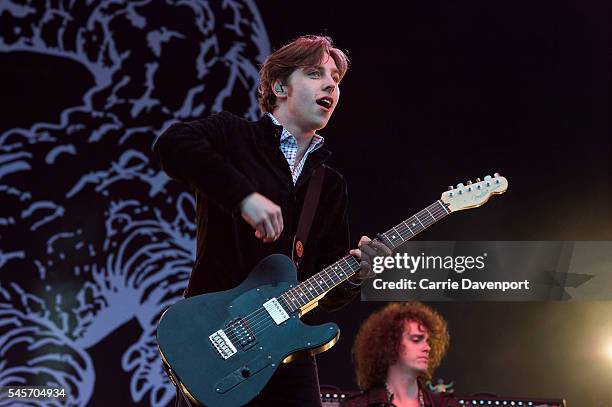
[279,200,450,312]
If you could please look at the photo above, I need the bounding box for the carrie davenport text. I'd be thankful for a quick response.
[373,278,530,292]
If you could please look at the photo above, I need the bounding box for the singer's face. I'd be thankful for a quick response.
[283,54,341,131]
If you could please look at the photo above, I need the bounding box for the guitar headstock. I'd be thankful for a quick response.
[441,173,508,212]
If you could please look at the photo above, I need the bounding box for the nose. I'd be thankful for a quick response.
[322,75,337,94]
[323,83,335,94]
[423,342,431,354]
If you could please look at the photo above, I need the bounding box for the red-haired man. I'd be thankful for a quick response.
[344,302,459,407]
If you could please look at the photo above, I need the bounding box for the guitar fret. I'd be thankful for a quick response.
[306,280,316,299]
[391,226,401,244]
[281,293,295,313]
[403,220,415,237]
[327,266,340,285]
[415,214,426,229]
[425,207,435,221]
[347,256,361,273]
[417,211,432,226]
[287,291,299,312]
[437,200,450,215]
[380,232,394,247]
[312,275,325,294]
[408,217,421,232]
[342,256,359,274]
[295,284,308,306]
[330,263,343,281]
[302,282,313,302]
[319,272,331,290]
[288,288,300,309]
[307,279,317,296]
[397,224,411,241]
[278,295,291,313]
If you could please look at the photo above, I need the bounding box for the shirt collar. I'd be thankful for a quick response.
[266,112,325,147]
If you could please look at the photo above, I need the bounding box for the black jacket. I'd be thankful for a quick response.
[153,111,359,311]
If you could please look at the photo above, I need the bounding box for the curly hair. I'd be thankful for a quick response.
[257,35,349,113]
[352,302,450,390]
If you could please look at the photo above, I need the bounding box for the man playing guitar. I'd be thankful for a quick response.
[153,35,391,406]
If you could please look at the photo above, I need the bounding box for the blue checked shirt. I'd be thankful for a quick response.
[267,113,324,184]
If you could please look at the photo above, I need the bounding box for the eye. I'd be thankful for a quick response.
[308,70,321,78]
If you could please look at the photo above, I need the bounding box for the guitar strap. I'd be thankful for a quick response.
[292,164,326,269]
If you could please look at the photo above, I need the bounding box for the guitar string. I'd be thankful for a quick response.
[221,203,449,343]
[220,256,357,342]
[220,251,365,343]
[221,203,449,344]
[220,203,449,343]
[220,259,354,344]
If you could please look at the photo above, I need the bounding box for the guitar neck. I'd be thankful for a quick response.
[279,200,451,312]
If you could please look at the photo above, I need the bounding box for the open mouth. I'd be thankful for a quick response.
[316,97,333,109]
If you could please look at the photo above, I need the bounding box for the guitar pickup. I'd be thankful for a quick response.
[263,298,289,325]
[226,318,257,350]
[209,329,237,360]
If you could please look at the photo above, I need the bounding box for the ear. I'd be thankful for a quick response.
[272,80,287,97]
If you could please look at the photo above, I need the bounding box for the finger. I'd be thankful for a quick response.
[370,241,392,256]
[276,211,284,236]
[360,244,378,259]
[349,248,362,259]
[270,214,281,238]
[358,236,371,247]
[358,262,373,279]
[262,218,275,239]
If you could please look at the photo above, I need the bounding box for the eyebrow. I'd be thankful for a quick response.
[308,65,340,77]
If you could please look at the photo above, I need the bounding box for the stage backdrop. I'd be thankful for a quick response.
[0,1,269,405]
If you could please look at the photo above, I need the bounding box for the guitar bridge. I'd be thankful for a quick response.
[209,329,237,360]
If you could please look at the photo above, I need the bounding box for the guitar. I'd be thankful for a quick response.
[157,174,508,406]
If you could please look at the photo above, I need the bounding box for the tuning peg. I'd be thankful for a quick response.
[456,183,464,188]
[448,186,454,191]
[494,172,500,177]
[476,177,481,182]
[484,175,492,181]
[467,180,472,185]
